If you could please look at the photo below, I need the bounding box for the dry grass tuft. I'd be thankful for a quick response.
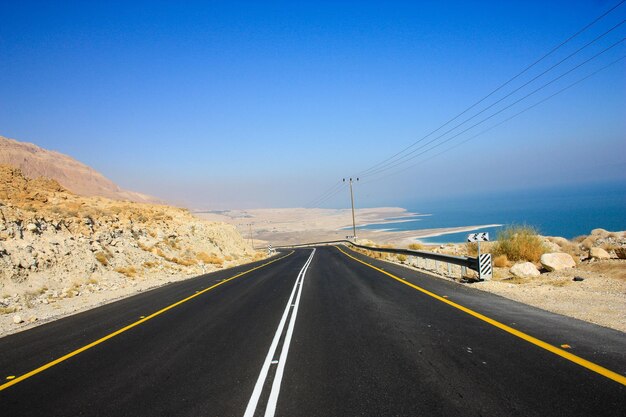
[408,243,424,250]
[196,252,223,265]
[396,254,407,262]
[466,242,478,257]
[493,254,509,268]
[115,266,137,278]
[0,306,17,314]
[172,257,197,266]
[491,226,546,263]
[95,252,110,266]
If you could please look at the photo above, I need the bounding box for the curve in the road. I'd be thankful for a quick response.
[336,245,626,387]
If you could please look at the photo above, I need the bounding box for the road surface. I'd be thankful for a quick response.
[1,246,624,416]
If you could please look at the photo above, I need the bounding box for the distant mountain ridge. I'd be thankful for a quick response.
[0,135,159,203]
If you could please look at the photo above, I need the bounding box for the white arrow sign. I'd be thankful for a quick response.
[467,232,490,242]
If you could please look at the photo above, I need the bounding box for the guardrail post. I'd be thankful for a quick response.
[461,266,466,278]
[435,260,439,273]
[447,263,451,276]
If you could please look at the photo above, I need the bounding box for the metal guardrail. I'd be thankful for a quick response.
[274,239,479,272]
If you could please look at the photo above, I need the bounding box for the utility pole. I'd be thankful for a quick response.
[343,177,359,242]
[246,223,253,248]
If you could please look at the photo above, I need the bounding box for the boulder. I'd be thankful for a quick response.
[12,315,22,324]
[615,248,626,259]
[543,241,562,253]
[589,247,610,260]
[548,236,570,247]
[540,253,576,271]
[510,262,540,277]
[26,223,38,232]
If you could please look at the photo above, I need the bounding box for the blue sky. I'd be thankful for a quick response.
[1,1,624,208]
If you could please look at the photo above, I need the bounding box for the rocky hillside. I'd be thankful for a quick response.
[0,165,258,334]
[0,135,158,203]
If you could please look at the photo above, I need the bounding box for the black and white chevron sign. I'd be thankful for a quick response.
[467,232,490,242]
[479,253,492,279]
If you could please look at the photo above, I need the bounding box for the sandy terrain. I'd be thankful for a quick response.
[194,207,499,248]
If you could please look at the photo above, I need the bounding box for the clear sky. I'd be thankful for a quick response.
[1,1,624,209]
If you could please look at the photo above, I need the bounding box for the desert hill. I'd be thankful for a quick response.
[0,135,158,203]
[0,165,258,335]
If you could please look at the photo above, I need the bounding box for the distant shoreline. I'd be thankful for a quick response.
[194,207,506,247]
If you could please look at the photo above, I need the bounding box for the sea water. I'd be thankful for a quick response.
[357,182,626,243]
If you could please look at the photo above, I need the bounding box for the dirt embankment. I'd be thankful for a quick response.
[0,165,261,336]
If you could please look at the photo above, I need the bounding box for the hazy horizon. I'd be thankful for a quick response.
[1,1,624,209]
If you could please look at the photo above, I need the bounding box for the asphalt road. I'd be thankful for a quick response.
[0,246,624,416]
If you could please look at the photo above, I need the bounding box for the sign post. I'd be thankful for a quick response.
[467,233,491,280]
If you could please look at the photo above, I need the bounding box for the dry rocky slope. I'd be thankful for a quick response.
[0,165,258,336]
[0,135,158,203]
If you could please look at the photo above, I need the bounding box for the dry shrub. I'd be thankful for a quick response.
[466,242,478,257]
[491,226,546,263]
[573,235,587,243]
[196,252,223,265]
[0,306,17,314]
[115,266,137,278]
[143,261,158,269]
[173,257,197,266]
[493,254,509,268]
[408,243,424,250]
[224,255,233,262]
[137,241,153,252]
[396,254,407,262]
[253,252,265,260]
[601,243,620,252]
[163,238,179,249]
[95,252,109,266]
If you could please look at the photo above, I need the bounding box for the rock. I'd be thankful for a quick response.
[615,248,626,259]
[548,236,570,247]
[544,242,562,253]
[540,253,576,271]
[573,276,585,282]
[12,315,22,324]
[589,247,610,260]
[510,262,540,277]
[591,228,609,237]
[26,223,38,232]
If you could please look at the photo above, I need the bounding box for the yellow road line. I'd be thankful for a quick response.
[336,246,626,386]
[0,251,294,392]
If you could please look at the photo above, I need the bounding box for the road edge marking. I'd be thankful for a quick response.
[0,251,294,392]
[335,245,626,387]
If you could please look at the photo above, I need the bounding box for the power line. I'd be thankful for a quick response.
[303,180,345,208]
[306,182,347,208]
[361,54,626,185]
[356,0,625,178]
[361,21,625,179]
[359,37,625,179]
